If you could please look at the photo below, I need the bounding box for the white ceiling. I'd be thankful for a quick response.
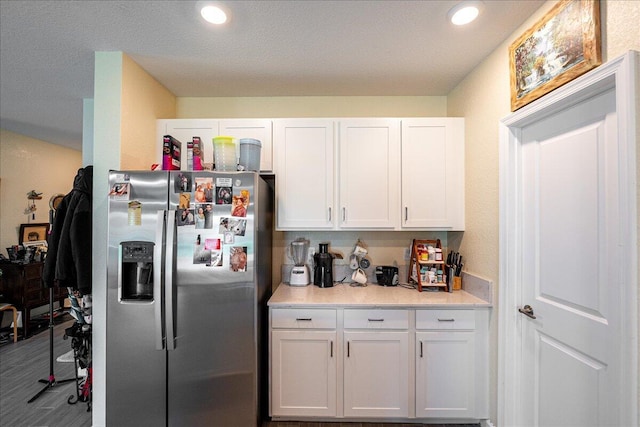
[0,0,544,151]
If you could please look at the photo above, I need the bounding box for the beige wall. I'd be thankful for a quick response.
[0,129,82,252]
[121,54,176,170]
[447,0,640,423]
[178,96,447,118]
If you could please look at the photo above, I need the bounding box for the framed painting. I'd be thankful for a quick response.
[509,0,601,111]
[19,223,50,244]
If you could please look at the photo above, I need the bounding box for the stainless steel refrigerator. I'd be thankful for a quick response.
[106,171,272,426]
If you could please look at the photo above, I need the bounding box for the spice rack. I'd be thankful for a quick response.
[408,238,449,292]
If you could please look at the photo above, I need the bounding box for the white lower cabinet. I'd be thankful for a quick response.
[343,331,409,417]
[343,308,409,418]
[269,306,488,421]
[270,309,337,417]
[415,309,477,418]
[271,330,337,417]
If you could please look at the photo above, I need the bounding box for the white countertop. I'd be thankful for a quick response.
[268,282,491,308]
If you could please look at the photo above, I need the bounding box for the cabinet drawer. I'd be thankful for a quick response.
[271,308,336,329]
[23,264,43,280]
[416,309,475,330]
[344,309,408,329]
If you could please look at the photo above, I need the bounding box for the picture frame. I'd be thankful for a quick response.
[509,0,601,111]
[19,223,50,244]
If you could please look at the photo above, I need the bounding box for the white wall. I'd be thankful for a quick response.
[0,129,82,252]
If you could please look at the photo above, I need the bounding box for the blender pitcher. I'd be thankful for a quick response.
[288,238,310,286]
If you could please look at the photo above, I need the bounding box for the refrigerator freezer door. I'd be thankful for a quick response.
[167,172,259,426]
[106,171,169,427]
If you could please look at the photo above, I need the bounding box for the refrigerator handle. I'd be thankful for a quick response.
[154,210,166,350]
[165,210,177,351]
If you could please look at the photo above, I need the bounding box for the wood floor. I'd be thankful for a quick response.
[0,318,91,427]
[1,319,478,427]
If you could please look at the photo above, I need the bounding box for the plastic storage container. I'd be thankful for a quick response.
[213,136,236,171]
[238,138,262,171]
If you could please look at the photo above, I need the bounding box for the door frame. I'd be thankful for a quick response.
[498,51,638,426]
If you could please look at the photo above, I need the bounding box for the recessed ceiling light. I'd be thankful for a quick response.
[448,1,483,26]
[201,5,228,25]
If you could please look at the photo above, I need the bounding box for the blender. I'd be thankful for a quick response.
[289,238,310,286]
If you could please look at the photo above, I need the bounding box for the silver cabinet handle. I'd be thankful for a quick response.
[343,207,346,221]
[328,207,332,222]
[347,341,350,357]
[518,305,536,319]
[330,341,333,358]
[405,207,408,221]
[420,341,423,358]
[295,318,312,321]
[368,318,384,322]
[438,318,455,322]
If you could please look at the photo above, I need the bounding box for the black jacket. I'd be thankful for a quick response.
[42,166,92,294]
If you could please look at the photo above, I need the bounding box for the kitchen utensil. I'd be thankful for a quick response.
[313,242,334,288]
[289,238,310,286]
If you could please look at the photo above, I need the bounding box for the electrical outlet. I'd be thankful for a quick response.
[404,248,411,260]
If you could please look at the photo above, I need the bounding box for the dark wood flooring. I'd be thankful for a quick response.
[1,319,478,427]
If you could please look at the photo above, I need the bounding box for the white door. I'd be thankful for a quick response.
[339,119,400,229]
[499,54,637,427]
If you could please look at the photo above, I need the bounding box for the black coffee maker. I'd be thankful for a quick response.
[313,243,334,288]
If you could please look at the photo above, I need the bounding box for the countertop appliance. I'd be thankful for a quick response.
[313,242,334,288]
[289,238,310,286]
[376,265,399,286]
[106,171,272,426]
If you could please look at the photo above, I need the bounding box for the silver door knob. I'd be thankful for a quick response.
[518,304,536,319]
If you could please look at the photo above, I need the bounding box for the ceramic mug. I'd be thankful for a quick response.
[351,268,367,284]
[353,244,368,257]
[349,254,359,269]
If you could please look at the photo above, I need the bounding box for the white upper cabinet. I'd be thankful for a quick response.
[274,119,335,230]
[159,117,464,230]
[157,118,273,172]
[401,118,465,230]
[338,119,400,229]
[157,119,219,168]
[219,119,273,172]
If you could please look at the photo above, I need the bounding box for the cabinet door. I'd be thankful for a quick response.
[271,330,337,417]
[343,331,409,418]
[157,119,219,169]
[219,119,273,172]
[339,119,400,229]
[401,118,464,229]
[415,331,475,418]
[274,119,335,229]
